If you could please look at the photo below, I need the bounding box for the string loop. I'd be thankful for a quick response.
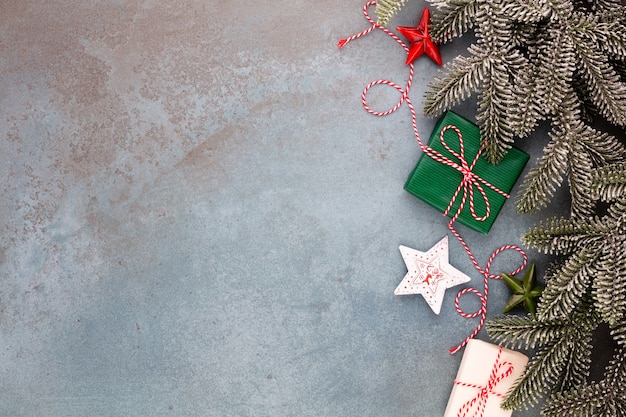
[338,1,414,118]
[449,238,527,354]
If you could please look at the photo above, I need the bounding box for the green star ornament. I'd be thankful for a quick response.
[501,263,543,316]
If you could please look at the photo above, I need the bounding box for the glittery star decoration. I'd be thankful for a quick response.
[396,7,442,66]
[501,263,543,316]
[395,236,471,314]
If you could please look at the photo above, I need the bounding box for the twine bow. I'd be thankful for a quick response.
[339,1,527,354]
[454,346,514,417]
[428,125,510,224]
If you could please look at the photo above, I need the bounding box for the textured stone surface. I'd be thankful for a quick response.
[0,1,566,416]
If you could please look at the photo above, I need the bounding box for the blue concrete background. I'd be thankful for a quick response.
[0,1,569,415]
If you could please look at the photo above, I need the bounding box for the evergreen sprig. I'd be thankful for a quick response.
[515,99,626,217]
[427,0,479,42]
[488,306,598,409]
[522,198,626,324]
[591,162,626,201]
[420,0,626,414]
[425,0,626,168]
[375,0,409,25]
[487,158,626,411]
[541,346,626,416]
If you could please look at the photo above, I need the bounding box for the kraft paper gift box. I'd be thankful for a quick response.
[404,111,530,234]
[444,339,529,417]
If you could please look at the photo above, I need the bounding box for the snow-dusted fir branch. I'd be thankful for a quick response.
[488,306,598,409]
[425,0,626,169]
[421,0,626,413]
[375,0,408,25]
[427,0,478,42]
[521,181,626,324]
[591,162,626,201]
[540,345,626,416]
[375,0,626,413]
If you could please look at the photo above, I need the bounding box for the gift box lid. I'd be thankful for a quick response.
[404,111,530,234]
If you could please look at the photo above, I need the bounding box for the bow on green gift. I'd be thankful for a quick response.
[404,111,530,234]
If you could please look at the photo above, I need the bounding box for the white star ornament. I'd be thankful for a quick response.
[394,236,471,314]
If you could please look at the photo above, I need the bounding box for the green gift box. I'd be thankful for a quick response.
[404,111,530,234]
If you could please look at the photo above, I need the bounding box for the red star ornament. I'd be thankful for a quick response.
[394,236,471,314]
[396,7,442,66]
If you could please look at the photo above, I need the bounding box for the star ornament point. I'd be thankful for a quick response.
[396,7,442,66]
[395,236,471,314]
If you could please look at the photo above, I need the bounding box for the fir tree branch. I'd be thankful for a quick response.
[591,162,626,201]
[509,17,545,49]
[499,0,551,24]
[559,331,592,389]
[536,246,599,321]
[499,307,598,409]
[579,126,626,167]
[501,333,578,408]
[593,233,626,325]
[428,0,478,42]
[515,128,569,214]
[548,0,575,17]
[610,325,626,354]
[542,383,616,417]
[571,13,626,125]
[375,0,408,26]
[533,28,577,117]
[476,57,517,162]
[521,216,608,255]
[607,197,626,226]
[596,18,626,60]
[473,0,516,46]
[487,314,569,349]
[599,349,626,415]
[506,61,544,138]
[424,45,490,115]
[519,106,625,214]
[568,139,596,217]
[604,345,626,387]
[594,0,626,13]
[543,345,626,416]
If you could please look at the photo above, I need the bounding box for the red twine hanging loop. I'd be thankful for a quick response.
[338,1,414,118]
[339,2,527,354]
[454,346,514,417]
[449,240,526,354]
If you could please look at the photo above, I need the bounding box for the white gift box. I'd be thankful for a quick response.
[444,339,529,417]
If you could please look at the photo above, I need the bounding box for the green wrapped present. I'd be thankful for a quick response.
[404,111,530,234]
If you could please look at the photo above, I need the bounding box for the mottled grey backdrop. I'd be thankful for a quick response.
[0,1,566,416]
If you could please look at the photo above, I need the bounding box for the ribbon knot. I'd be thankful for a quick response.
[429,125,509,225]
[454,345,514,417]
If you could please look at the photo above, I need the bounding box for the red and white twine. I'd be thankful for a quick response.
[339,1,527,355]
[338,1,414,117]
[454,345,514,417]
